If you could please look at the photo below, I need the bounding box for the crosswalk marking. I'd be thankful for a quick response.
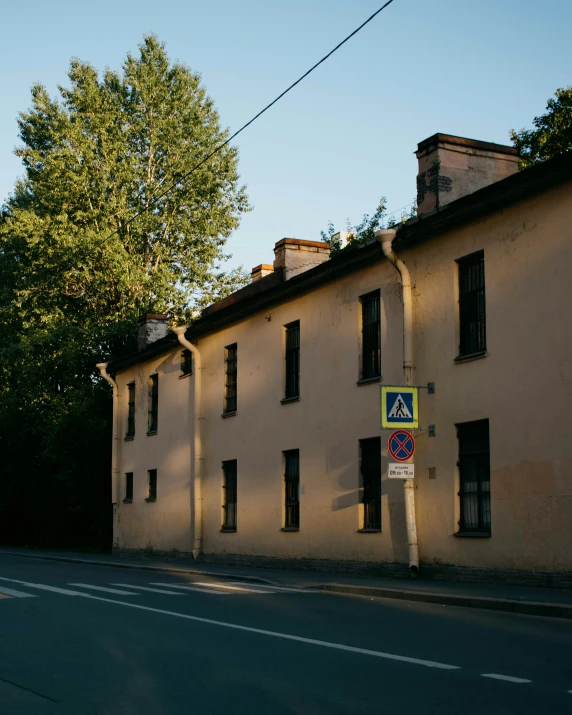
[228,581,312,593]
[0,576,84,596]
[150,582,232,595]
[0,584,37,598]
[68,583,141,596]
[191,582,277,594]
[111,584,187,595]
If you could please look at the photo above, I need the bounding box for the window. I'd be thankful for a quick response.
[361,291,381,380]
[148,374,158,433]
[283,450,300,529]
[124,473,134,502]
[147,469,157,501]
[126,382,135,438]
[224,344,237,414]
[360,437,381,530]
[284,321,300,400]
[181,349,192,376]
[457,420,491,534]
[222,460,237,530]
[458,251,486,357]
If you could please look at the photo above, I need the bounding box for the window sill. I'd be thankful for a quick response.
[220,528,237,533]
[122,498,133,504]
[454,530,491,538]
[221,411,237,419]
[145,497,156,503]
[281,527,300,532]
[124,436,135,442]
[280,396,300,405]
[357,528,382,533]
[179,372,192,380]
[146,430,157,436]
[356,376,381,386]
[454,351,487,364]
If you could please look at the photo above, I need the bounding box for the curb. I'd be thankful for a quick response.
[309,583,572,619]
[0,551,274,586]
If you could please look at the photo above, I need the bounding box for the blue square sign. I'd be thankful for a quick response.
[381,386,419,429]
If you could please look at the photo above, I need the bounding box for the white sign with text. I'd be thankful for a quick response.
[388,463,415,479]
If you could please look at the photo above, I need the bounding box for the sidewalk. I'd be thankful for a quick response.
[2,547,572,620]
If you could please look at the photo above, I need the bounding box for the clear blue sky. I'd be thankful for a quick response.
[1,0,570,272]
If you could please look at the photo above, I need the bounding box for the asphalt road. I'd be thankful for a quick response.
[0,554,571,715]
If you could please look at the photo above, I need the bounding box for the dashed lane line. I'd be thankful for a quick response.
[111,584,187,595]
[0,576,85,596]
[0,585,37,598]
[68,583,141,596]
[481,674,532,684]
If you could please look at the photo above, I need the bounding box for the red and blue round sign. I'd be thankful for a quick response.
[388,430,415,462]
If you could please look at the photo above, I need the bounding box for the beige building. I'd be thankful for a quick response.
[99,134,572,585]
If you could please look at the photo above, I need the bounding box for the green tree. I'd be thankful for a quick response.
[320,198,387,254]
[0,36,250,548]
[510,87,572,169]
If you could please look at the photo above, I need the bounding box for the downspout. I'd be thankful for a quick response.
[375,229,420,577]
[173,327,203,560]
[96,363,120,506]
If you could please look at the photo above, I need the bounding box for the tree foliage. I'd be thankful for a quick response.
[320,198,387,254]
[510,87,572,169]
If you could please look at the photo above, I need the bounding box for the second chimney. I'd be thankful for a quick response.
[273,238,330,281]
[137,313,169,351]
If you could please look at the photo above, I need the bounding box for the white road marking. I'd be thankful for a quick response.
[66,591,461,670]
[481,674,532,684]
[224,581,313,593]
[0,576,85,596]
[150,583,232,595]
[110,584,186,595]
[191,582,277,594]
[68,583,140,596]
[0,585,37,598]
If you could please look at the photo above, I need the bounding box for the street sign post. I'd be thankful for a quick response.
[388,463,415,479]
[388,430,415,462]
[381,386,419,429]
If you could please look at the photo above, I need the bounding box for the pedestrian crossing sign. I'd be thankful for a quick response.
[381,386,419,429]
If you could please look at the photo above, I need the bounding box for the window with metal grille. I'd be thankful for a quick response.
[284,450,300,529]
[222,460,237,530]
[181,349,192,376]
[124,473,133,502]
[126,382,135,438]
[458,251,486,356]
[457,420,490,534]
[224,344,237,413]
[284,321,300,400]
[147,469,157,501]
[148,374,158,433]
[360,437,381,530]
[361,291,381,380]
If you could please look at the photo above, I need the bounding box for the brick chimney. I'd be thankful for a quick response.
[273,238,330,281]
[137,313,169,350]
[415,134,519,216]
[251,264,275,282]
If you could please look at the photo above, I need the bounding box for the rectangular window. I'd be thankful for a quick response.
[124,473,133,502]
[284,450,300,529]
[361,291,381,380]
[458,251,486,356]
[222,460,237,530]
[457,419,491,534]
[148,374,158,433]
[360,437,381,530]
[284,321,300,400]
[224,344,237,414]
[126,382,135,438]
[147,469,157,501]
[181,349,192,376]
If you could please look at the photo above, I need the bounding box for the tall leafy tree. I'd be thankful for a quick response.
[0,36,250,548]
[510,86,572,168]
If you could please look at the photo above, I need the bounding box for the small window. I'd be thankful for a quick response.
[224,344,237,414]
[181,349,192,376]
[222,460,237,530]
[457,420,490,534]
[148,374,158,433]
[361,291,381,380]
[126,383,135,438]
[284,450,300,529]
[147,469,157,501]
[458,251,486,357]
[284,321,300,400]
[360,437,381,530]
[124,473,133,502]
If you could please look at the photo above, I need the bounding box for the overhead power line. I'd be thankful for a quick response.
[1,0,396,316]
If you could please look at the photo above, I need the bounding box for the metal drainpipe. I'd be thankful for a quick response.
[173,327,203,560]
[375,229,420,577]
[96,363,120,506]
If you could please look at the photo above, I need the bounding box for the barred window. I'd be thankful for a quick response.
[126,382,135,438]
[222,460,237,530]
[361,291,381,380]
[458,251,486,356]
[148,374,158,433]
[284,450,300,529]
[181,349,192,376]
[147,469,157,501]
[124,473,133,502]
[360,437,381,530]
[284,321,300,400]
[457,420,490,534]
[224,344,237,414]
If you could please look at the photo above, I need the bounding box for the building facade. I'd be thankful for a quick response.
[101,135,572,583]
